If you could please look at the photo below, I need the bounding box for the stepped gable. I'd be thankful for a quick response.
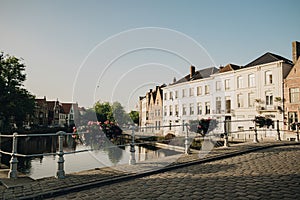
[244,52,293,68]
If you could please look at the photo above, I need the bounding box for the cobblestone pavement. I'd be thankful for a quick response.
[49,145,300,200]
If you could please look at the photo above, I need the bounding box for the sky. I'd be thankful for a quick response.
[1,0,300,111]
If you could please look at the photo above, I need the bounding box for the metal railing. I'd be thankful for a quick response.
[0,120,299,179]
[0,127,192,179]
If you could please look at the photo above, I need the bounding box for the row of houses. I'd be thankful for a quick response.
[32,96,83,128]
[139,41,300,139]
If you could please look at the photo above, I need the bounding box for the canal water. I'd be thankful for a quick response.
[1,134,181,180]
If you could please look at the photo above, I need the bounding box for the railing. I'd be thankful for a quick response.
[1,120,299,179]
[0,126,192,179]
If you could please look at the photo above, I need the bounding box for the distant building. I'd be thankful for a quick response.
[284,41,300,132]
[33,97,79,127]
[139,84,166,133]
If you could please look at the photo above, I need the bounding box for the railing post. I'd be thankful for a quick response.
[0,132,2,169]
[8,132,18,179]
[276,120,281,141]
[184,123,190,154]
[296,123,299,142]
[223,120,229,147]
[56,131,65,179]
[253,126,259,143]
[129,126,136,165]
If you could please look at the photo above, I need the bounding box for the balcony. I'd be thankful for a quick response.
[256,106,281,113]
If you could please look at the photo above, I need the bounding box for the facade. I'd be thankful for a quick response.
[161,53,293,137]
[34,97,79,127]
[139,41,298,139]
[162,66,219,135]
[284,41,300,132]
[139,85,165,133]
[231,52,293,139]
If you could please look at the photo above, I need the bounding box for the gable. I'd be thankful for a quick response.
[286,58,300,79]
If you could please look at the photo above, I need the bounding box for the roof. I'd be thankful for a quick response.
[244,52,293,68]
[172,67,218,85]
[62,103,71,114]
[219,64,241,73]
[46,101,56,111]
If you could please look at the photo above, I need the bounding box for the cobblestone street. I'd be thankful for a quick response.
[49,145,300,200]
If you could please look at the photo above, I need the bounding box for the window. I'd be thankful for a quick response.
[216,81,221,91]
[169,105,173,116]
[182,104,187,115]
[197,103,202,115]
[248,93,255,108]
[164,93,167,100]
[205,85,210,95]
[290,88,300,103]
[175,105,179,116]
[205,102,210,114]
[265,71,273,84]
[225,79,230,90]
[225,97,231,113]
[169,92,173,100]
[248,74,255,87]
[216,97,221,114]
[237,76,243,88]
[237,94,243,108]
[182,89,186,97]
[157,109,160,116]
[189,87,194,96]
[190,103,194,115]
[175,91,178,99]
[164,106,167,116]
[288,112,298,130]
[197,86,202,96]
[266,92,273,106]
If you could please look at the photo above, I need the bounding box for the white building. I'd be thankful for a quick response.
[161,52,293,138]
[231,52,293,139]
[162,66,219,136]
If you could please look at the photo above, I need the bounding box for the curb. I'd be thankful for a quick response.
[20,142,300,199]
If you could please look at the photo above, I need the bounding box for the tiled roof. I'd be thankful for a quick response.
[244,52,293,68]
[46,101,56,111]
[172,67,218,85]
[219,64,241,73]
[61,103,72,114]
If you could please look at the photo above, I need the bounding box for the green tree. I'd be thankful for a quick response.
[94,101,113,123]
[129,110,139,125]
[0,52,35,131]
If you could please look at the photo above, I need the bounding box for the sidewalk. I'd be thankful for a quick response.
[0,140,299,199]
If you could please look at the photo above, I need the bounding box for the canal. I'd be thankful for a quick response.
[0,134,181,180]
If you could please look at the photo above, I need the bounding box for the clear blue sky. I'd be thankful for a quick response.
[1,0,300,110]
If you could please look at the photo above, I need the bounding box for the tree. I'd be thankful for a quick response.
[129,110,139,125]
[0,52,35,131]
[94,101,113,123]
[111,102,130,126]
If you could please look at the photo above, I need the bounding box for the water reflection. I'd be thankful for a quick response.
[0,133,180,179]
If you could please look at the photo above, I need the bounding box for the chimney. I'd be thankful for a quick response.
[190,65,195,78]
[292,41,300,64]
